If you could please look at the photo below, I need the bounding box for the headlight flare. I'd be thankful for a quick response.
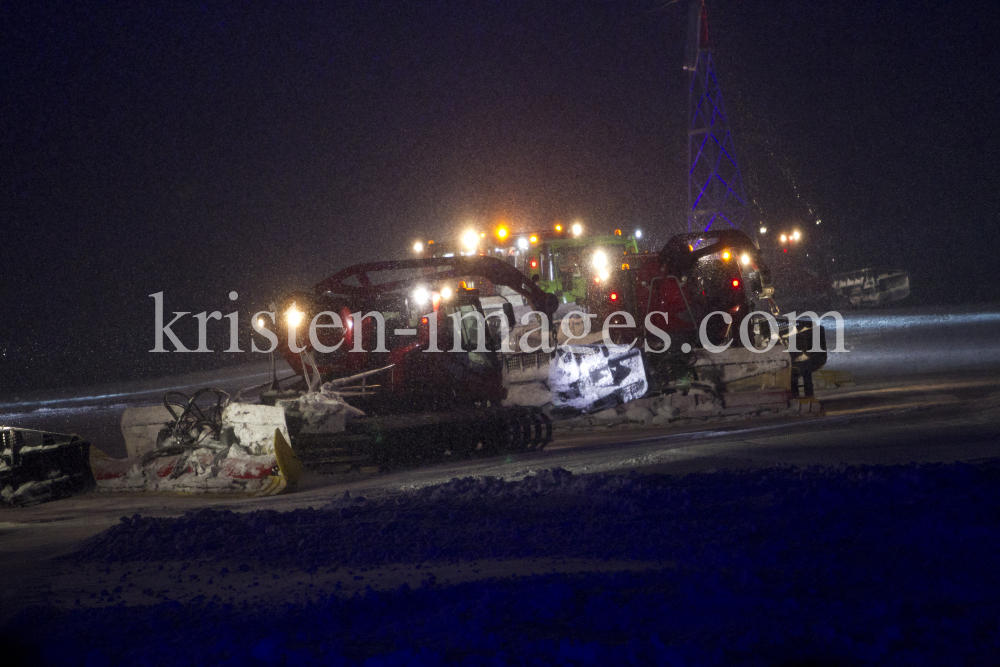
[286,304,304,328]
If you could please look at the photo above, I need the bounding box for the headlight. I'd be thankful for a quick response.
[592,250,608,269]
[286,304,304,327]
[413,287,430,306]
[571,222,583,236]
[462,230,479,251]
[740,253,751,265]
[440,286,453,299]
[599,268,610,281]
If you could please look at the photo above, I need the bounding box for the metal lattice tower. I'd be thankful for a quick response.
[685,1,750,234]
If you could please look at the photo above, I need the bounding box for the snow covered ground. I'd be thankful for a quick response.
[6,460,1000,665]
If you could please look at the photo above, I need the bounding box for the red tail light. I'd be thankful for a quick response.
[610,292,619,301]
[530,259,538,268]
[731,279,740,288]
[421,317,428,324]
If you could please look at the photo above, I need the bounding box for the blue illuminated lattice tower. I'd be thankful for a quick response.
[685,1,750,234]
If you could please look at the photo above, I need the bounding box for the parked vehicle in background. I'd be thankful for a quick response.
[832,268,910,308]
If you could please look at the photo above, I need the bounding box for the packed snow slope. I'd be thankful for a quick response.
[6,460,1000,665]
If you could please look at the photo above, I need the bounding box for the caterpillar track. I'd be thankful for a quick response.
[288,405,552,473]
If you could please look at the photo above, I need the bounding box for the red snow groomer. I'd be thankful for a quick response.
[88,256,560,497]
[587,230,827,398]
[262,255,561,469]
[587,231,776,348]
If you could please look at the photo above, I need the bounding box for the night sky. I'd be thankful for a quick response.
[2,1,998,396]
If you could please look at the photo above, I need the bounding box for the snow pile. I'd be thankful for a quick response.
[557,384,727,426]
[406,467,597,502]
[1,473,72,505]
[12,460,1000,664]
[277,384,365,435]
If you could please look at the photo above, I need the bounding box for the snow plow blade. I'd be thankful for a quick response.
[1,427,93,505]
[505,341,797,415]
[91,390,301,496]
[549,344,649,412]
